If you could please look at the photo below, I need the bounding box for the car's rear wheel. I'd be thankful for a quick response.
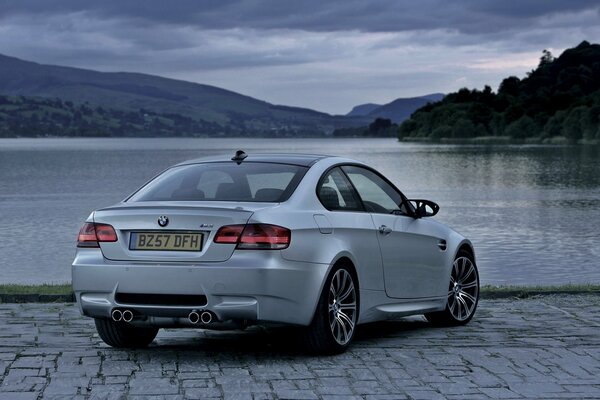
[304,265,358,354]
[94,318,159,348]
[426,250,479,326]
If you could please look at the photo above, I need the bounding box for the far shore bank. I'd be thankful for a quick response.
[1,283,599,303]
[2,135,600,145]
[400,135,600,145]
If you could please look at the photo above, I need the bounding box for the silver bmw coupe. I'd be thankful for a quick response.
[72,151,479,354]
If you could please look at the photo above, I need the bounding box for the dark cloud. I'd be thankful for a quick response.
[0,0,598,34]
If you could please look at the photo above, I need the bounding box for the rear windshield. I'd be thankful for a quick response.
[127,162,308,203]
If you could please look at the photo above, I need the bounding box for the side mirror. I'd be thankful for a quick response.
[409,199,440,218]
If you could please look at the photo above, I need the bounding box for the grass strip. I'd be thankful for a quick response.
[0,283,74,303]
[0,283,72,295]
[481,283,600,299]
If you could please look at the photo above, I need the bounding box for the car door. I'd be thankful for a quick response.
[342,165,447,299]
[316,167,384,291]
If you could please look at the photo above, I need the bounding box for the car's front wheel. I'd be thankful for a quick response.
[95,318,159,348]
[426,250,479,326]
[304,265,358,354]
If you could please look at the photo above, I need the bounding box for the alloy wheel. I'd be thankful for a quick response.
[328,269,357,345]
[448,256,479,321]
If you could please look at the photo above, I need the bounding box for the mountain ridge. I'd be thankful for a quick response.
[0,53,369,136]
[346,93,445,123]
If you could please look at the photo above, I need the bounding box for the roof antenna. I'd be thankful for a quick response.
[231,150,247,164]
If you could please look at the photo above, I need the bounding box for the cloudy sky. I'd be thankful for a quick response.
[0,1,599,114]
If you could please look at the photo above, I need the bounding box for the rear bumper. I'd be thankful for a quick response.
[72,248,329,327]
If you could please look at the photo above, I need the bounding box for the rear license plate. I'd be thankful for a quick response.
[129,232,203,252]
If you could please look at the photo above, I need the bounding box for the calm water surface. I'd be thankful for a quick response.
[1,138,599,285]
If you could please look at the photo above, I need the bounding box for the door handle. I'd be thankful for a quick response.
[378,225,392,235]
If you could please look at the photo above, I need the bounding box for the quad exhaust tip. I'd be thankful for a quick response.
[122,310,133,323]
[200,311,212,324]
[111,309,123,322]
[188,310,213,324]
[112,309,134,322]
[188,311,200,324]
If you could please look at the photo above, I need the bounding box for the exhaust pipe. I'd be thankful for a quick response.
[111,309,123,322]
[122,310,133,323]
[188,310,200,324]
[200,311,213,324]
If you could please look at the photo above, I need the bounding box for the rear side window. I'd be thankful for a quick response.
[317,168,363,211]
[128,162,307,202]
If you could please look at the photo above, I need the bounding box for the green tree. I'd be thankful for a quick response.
[451,118,477,138]
[505,116,536,139]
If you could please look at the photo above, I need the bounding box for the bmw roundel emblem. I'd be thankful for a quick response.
[158,216,169,227]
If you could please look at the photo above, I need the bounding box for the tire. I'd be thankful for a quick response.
[426,250,480,326]
[303,265,359,355]
[94,318,159,348]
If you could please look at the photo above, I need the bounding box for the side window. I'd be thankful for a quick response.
[317,168,362,211]
[342,166,406,214]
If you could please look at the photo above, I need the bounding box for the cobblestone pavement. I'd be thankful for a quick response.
[1,295,599,399]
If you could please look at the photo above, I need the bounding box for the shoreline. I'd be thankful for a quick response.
[1,136,599,145]
[400,135,600,145]
[1,283,599,303]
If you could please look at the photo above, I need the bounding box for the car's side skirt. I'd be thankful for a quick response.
[358,289,446,324]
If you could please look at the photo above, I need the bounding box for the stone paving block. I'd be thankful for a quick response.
[271,380,298,391]
[220,383,272,393]
[348,368,378,380]
[430,381,481,396]
[252,393,276,400]
[183,386,222,398]
[403,389,447,400]
[128,377,179,395]
[479,387,520,399]
[88,395,127,400]
[180,378,214,388]
[0,353,18,361]
[314,383,354,396]
[509,381,566,397]
[274,389,318,399]
[351,380,398,395]
[222,393,253,400]
[0,393,40,400]
[104,376,128,385]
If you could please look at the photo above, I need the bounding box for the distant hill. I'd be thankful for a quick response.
[346,93,444,123]
[0,53,368,137]
[398,41,600,144]
[347,103,381,117]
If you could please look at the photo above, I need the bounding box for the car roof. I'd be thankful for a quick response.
[176,152,332,167]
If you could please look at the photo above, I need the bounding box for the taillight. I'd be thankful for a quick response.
[213,225,245,244]
[214,224,291,250]
[95,224,118,242]
[77,222,118,247]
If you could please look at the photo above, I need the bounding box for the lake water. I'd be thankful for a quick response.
[1,138,599,286]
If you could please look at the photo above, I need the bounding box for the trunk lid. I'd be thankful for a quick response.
[93,201,268,262]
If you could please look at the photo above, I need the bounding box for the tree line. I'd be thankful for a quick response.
[0,95,329,138]
[398,41,600,144]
